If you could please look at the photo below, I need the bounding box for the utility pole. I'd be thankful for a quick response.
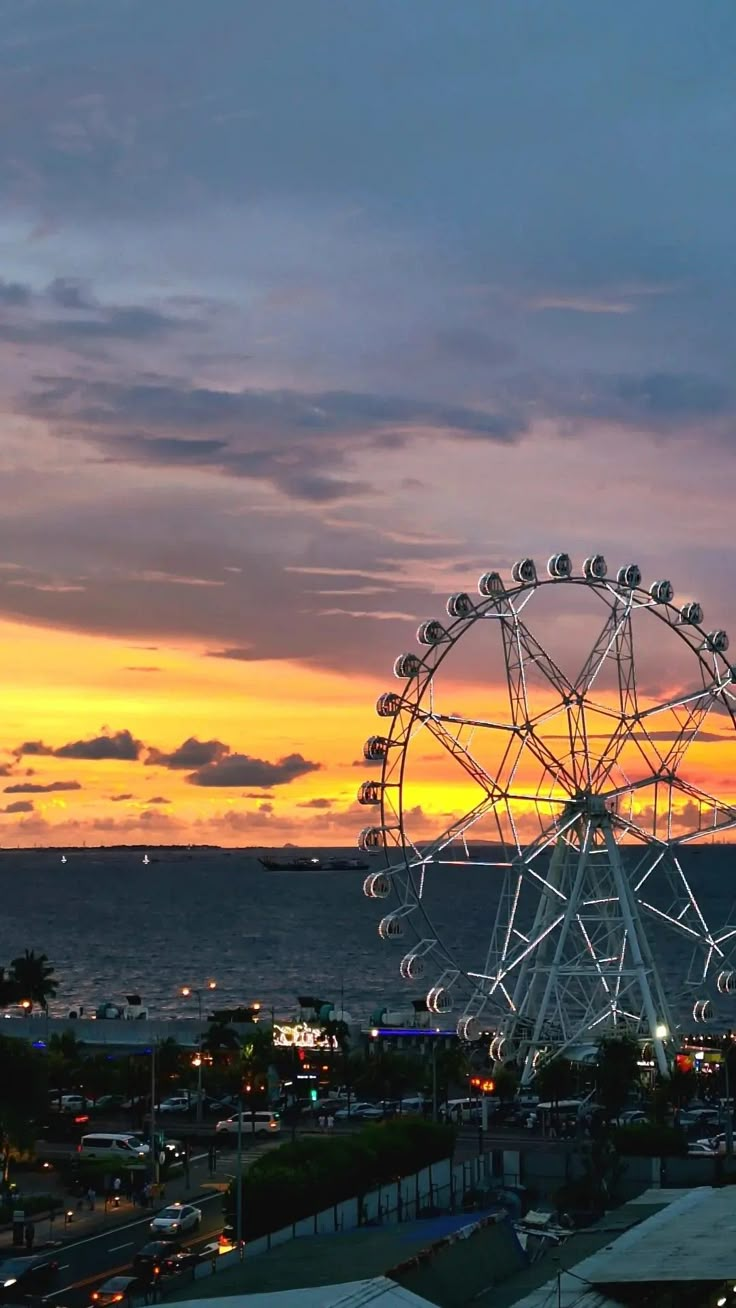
[724,1039,733,1158]
[431,1041,438,1123]
[235,1093,243,1247]
[149,1042,159,1186]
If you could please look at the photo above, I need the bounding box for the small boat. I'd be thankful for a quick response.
[142,854,150,866]
[60,854,67,865]
[259,855,369,872]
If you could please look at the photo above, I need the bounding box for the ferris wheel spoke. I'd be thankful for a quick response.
[635,679,729,776]
[499,605,572,719]
[419,713,506,795]
[573,592,632,696]
[414,708,519,734]
[408,792,506,868]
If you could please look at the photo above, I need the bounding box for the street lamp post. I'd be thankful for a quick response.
[181,981,217,1124]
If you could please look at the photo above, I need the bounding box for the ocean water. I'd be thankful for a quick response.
[1,845,736,1028]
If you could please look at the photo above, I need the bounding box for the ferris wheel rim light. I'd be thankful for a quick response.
[360,551,736,1077]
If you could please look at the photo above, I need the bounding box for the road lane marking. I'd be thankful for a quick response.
[107,1241,134,1251]
[53,1191,221,1252]
[57,1228,225,1296]
[58,1264,70,1270]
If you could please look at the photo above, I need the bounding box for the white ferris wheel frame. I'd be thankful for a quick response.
[357,554,736,1083]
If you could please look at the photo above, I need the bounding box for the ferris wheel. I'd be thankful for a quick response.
[357,553,736,1083]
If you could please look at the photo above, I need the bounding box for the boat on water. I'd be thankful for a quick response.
[259,855,369,872]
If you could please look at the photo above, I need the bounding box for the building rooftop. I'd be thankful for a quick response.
[574,1185,736,1285]
[172,1280,436,1307]
[167,1214,508,1303]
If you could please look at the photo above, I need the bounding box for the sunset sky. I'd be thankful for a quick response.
[1,1,735,848]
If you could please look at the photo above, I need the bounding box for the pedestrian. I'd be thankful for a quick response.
[112,1176,122,1208]
[142,1181,151,1209]
[87,1186,96,1211]
[327,1113,335,1131]
[24,1220,35,1251]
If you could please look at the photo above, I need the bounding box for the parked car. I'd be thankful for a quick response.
[91,1275,141,1305]
[157,1096,193,1114]
[50,1093,91,1113]
[93,1094,128,1112]
[333,1102,383,1120]
[688,1141,717,1156]
[150,1203,202,1236]
[0,1252,60,1301]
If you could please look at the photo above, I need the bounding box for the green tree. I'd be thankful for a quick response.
[8,950,58,1013]
[0,1036,48,1186]
[492,1066,519,1103]
[596,1036,641,1122]
[354,1051,418,1108]
[0,967,19,1009]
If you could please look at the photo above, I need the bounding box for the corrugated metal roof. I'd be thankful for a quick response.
[573,1185,736,1284]
[171,1282,436,1307]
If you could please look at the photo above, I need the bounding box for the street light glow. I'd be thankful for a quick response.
[181,986,191,997]
[655,1023,668,1040]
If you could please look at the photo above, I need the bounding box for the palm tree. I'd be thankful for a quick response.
[535,1057,577,1132]
[596,1036,641,1123]
[8,950,58,1013]
[201,1020,240,1062]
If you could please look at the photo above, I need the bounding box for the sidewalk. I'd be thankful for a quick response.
[0,1155,230,1250]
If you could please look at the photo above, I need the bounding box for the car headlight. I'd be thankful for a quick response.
[4,1278,17,1288]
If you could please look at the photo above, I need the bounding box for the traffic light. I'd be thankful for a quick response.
[309,1088,318,1102]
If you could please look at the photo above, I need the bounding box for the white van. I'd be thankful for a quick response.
[79,1132,150,1161]
[214,1111,280,1137]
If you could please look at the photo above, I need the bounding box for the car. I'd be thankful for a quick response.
[90,1275,141,1305]
[150,1203,202,1236]
[157,1096,193,1114]
[0,1252,60,1301]
[132,1240,194,1278]
[215,1110,281,1137]
[94,1094,128,1112]
[688,1141,717,1155]
[50,1093,91,1112]
[333,1102,383,1120]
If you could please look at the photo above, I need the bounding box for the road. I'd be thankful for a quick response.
[40,1193,224,1308]
[8,1141,279,1308]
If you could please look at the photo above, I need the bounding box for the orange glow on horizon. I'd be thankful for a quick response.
[1,615,735,848]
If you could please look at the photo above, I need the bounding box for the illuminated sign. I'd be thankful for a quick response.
[273,1022,334,1050]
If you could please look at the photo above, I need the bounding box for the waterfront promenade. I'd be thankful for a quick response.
[1,1016,258,1050]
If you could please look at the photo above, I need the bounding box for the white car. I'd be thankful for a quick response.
[688,1141,717,1155]
[150,1203,202,1236]
[215,1111,280,1137]
[157,1096,193,1114]
[53,1094,90,1112]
